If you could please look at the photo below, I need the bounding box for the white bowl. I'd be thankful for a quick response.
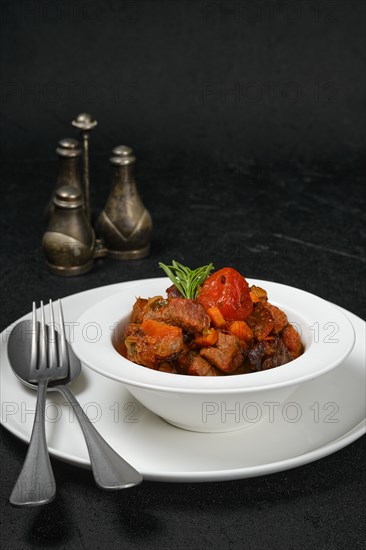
[73,277,355,432]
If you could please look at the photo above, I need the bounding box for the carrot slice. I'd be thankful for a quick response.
[229,320,254,343]
[250,291,261,303]
[141,319,182,341]
[207,306,226,327]
[194,328,219,347]
[250,285,268,303]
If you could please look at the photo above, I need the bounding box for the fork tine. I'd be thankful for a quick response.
[48,300,58,369]
[58,299,69,368]
[39,301,47,370]
[30,302,38,372]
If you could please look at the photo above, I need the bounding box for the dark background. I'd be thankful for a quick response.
[0,0,365,167]
[0,1,365,549]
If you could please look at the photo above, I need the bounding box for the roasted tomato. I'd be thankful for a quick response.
[197,267,253,321]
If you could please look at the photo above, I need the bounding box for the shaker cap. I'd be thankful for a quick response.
[56,138,82,158]
[72,113,98,131]
[110,145,136,166]
[54,185,83,208]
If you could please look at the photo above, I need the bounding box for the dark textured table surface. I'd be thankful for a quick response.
[0,155,365,549]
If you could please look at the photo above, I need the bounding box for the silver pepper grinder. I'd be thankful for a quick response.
[45,138,83,220]
[97,145,152,259]
[72,113,97,221]
[42,185,95,276]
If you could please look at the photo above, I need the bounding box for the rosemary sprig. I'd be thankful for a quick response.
[159,260,214,300]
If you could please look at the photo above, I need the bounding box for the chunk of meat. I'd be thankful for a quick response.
[144,298,210,334]
[246,303,274,340]
[281,324,304,359]
[131,297,148,323]
[246,335,292,371]
[158,362,178,374]
[264,303,288,334]
[166,284,183,298]
[125,319,184,369]
[261,337,293,370]
[200,332,243,374]
[131,296,166,323]
[178,351,220,376]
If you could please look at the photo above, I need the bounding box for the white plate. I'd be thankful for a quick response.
[0,281,365,482]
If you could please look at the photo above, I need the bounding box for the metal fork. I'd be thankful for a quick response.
[9,300,69,507]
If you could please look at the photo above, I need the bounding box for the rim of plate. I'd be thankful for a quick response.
[73,277,356,393]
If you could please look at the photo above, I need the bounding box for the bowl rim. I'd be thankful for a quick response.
[73,277,356,394]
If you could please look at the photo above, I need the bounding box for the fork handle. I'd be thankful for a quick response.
[10,380,56,507]
[57,386,142,489]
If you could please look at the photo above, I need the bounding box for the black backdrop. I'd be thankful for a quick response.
[0,3,366,549]
[0,0,365,169]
